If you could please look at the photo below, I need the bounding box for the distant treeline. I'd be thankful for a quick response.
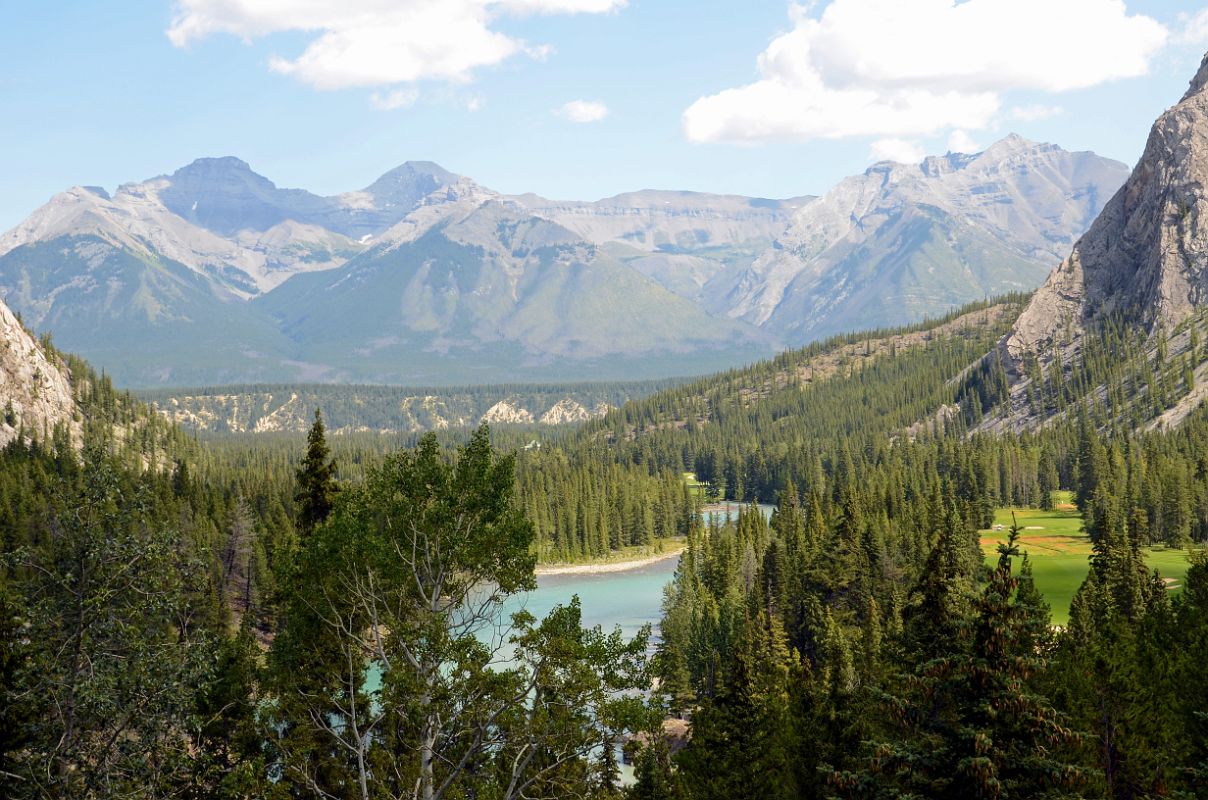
[137,377,688,435]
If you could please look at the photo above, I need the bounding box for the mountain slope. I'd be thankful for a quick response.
[953,55,1208,434]
[259,203,775,384]
[0,139,1126,388]
[518,190,811,307]
[0,234,296,386]
[729,136,1128,340]
[0,293,185,464]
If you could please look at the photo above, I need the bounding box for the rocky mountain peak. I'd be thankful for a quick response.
[176,156,255,175]
[1183,52,1208,101]
[363,161,465,208]
[1008,52,1208,362]
[975,133,1047,162]
[372,160,456,185]
[157,156,330,236]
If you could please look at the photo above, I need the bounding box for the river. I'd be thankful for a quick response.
[506,553,680,643]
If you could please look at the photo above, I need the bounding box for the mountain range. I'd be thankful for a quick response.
[0,137,1128,387]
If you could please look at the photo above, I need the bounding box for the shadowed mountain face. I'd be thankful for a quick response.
[158,157,331,236]
[0,137,1127,387]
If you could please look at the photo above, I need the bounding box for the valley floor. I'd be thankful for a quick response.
[979,496,1194,626]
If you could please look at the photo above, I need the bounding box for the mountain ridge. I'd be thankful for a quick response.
[0,136,1128,388]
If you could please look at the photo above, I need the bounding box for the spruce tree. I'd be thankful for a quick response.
[836,528,1089,799]
[295,408,337,538]
[677,609,799,800]
[0,584,29,792]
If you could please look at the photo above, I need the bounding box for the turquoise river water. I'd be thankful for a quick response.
[507,553,681,643]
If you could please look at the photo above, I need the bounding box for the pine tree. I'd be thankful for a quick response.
[295,408,338,538]
[835,528,1089,799]
[677,610,799,800]
[629,728,686,800]
[0,583,30,792]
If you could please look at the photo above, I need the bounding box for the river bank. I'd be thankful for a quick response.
[535,544,685,576]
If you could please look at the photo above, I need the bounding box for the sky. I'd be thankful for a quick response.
[2,0,1208,230]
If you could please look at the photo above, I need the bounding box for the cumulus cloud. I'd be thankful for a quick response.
[870,138,925,164]
[947,129,980,154]
[684,0,1167,145]
[1178,7,1208,44]
[168,0,626,89]
[556,99,609,123]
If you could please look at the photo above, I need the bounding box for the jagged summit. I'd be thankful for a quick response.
[1183,52,1208,101]
[1008,52,1208,363]
[361,160,470,209]
[874,133,1038,171]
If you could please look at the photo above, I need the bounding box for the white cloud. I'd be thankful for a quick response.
[947,129,980,154]
[1009,104,1064,122]
[684,0,1167,145]
[167,0,626,89]
[870,138,925,164]
[370,88,419,110]
[1178,7,1208,44]
[556,99,609,123]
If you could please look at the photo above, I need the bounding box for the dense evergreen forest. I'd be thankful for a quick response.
[6,296,1208,797]
[0,417,654,798]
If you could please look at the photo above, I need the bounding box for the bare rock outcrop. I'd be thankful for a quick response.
[0,298,78,446]
[480,400,534,425]
[539,399,591,425]
[1007,53,1208,364]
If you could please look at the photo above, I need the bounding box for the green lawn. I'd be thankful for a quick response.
[683,472,708,500]
[980,493,1193,626]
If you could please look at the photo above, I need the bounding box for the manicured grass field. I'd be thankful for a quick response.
[979,492,1193,626]
[683,472,708,499]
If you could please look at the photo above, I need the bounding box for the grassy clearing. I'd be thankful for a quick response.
[683,472,708,500]
[979,491,1193,625]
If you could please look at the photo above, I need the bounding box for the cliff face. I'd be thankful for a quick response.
[0,298,78,447]
[1008,55,1208,363]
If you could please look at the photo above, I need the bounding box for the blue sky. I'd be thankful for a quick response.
[2,0,1208,230]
